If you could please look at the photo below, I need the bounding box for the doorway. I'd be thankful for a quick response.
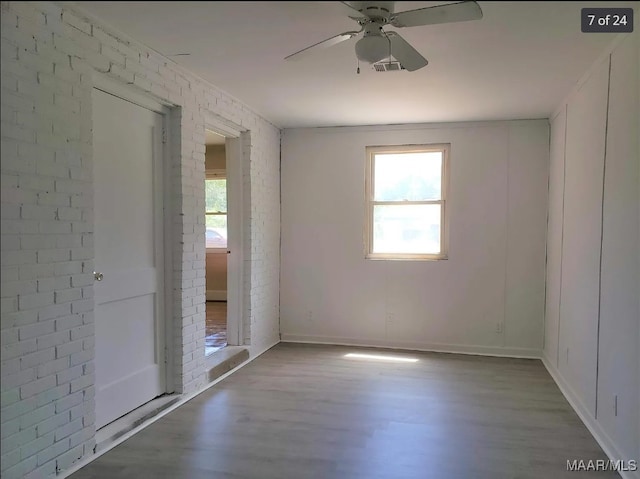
[205,130,228,355]
[92,84,168,429]
[204,123,245,358]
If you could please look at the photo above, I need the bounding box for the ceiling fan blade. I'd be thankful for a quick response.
[390,1,483,28]
[338,2,369,20]
[386,31,428,71]
[285,31,360,61]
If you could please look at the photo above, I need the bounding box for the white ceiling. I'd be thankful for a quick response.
[73,1,629,128]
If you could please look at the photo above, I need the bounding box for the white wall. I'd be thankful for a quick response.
[0,2,280,477]
[543,31,639,470]
[281,120,548,356]
[560,52,610,416]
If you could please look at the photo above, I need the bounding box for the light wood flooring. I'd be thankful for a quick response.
[71,343,615,479]
[205,301,227,356]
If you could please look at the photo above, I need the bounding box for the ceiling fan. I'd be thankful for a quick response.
[285,1,483,72]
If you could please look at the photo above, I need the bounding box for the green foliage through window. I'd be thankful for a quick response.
[205,178,227,213]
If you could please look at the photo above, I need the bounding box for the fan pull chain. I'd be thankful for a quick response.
[356,58,360,75]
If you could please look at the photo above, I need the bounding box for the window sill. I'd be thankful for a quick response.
[206,248,228,254]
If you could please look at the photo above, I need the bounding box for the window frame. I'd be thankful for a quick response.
[205,169,228,252]
[364,144,450,261]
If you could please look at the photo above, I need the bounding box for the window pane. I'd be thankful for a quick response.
[374,152,442,201]
[206,215,227,248]
[373,204,441,254]
[205,179,227,213]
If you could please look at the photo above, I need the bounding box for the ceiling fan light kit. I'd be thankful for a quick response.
[285,1,483,72]
[355,25,390,64]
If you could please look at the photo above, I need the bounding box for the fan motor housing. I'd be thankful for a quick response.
[348,1,395,22]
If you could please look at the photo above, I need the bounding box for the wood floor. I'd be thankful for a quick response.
[205,301,227,355]
[71,343,616,479]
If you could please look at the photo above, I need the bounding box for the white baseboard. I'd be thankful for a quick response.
[59,339,636,479]
[206,290,227,301]
[541,353,639,479]
[249,338,281,360]
[58,341,278,478]
[280,334,541,359]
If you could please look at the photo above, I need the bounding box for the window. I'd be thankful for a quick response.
[205,172,227,249]
[365,144,449,260]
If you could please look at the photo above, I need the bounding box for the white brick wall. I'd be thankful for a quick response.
[245,130,282,352]
[0,1,281,477]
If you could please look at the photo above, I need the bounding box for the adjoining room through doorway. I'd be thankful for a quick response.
[205,129,228,356]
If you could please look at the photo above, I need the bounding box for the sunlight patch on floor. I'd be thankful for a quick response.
[343,352,419,363]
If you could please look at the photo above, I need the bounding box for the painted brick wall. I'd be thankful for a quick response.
[247,130,282,353]
[0,1,281,477]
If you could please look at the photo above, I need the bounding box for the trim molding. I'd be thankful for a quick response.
[249,339,280,360]
[59,340,638,478]
[551,33,627,121]
[280,334,541,359]
[92,73,171,113]
[541,353,640,479]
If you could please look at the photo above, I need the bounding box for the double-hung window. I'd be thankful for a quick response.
[365,144,449,260]
[205,171,227,250]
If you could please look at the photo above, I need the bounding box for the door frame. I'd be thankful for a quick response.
[205,116,246,347]
[92,73,174,396]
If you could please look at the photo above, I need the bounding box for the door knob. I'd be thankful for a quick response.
[94,271,104,281]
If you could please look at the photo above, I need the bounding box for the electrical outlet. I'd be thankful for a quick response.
[495,321,503,333]
[386,312,395,324]
[307,310,313,322]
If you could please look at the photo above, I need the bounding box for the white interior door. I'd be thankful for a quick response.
[92,87,166,429]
